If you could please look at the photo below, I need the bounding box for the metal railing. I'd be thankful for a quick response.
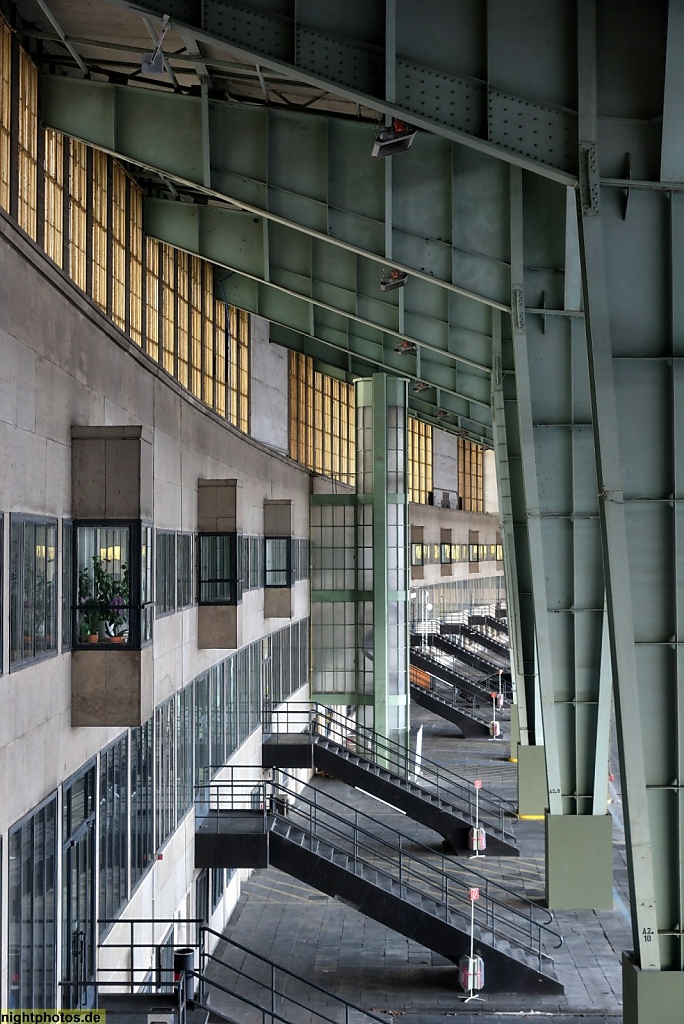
[264,701,517,835]
[200,773,561,970]
[413,646,508,701]
[94,917,389,1024]
[201,926,390,1024]
[410,672,493,722]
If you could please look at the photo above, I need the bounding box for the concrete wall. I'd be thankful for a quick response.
[432,426,458,495]
[0,210,312,1001]
[250,313,289,454]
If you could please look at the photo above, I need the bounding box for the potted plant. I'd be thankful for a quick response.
[78,558,130,643]
[92,556,130,642]
[78,565,102,642]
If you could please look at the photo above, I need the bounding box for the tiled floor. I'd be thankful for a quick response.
[206,706,630,1023]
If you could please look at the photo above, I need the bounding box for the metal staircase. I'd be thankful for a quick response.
[262,703,518,855]
[409,676,491,735]
[94,917,391,1024]
[196,775,563,996]
[410,647,504,704]
[431,633,511,686]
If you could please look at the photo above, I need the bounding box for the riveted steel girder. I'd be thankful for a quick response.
[106,0,580,183]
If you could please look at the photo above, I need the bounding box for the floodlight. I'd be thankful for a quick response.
[381,269,408,292]
[394,340,417,355]
[372,119,417,158]
[141,13,171,77]
[141,51,165,75]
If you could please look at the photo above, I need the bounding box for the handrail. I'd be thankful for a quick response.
[200,927,390,1024]
[413,647,506,700]
[264,701,517,830]
[95,917,391,1024]
[410,674,493,721]
[201,774,562,966]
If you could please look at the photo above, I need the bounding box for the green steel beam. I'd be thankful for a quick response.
[576,0,659,969]
[41,76,512,312]
[490,311,531,745]
[509,165,562,813]
[105,0,580,184]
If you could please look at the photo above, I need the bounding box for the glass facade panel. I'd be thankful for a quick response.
[156,530,176,615]
[199,533,237,604]
[9,517,57,667]
[130,718,154,888]
[76,525,131,645]
[9,797,58,1007]
[155,698,176,849]
[99,735,128,934]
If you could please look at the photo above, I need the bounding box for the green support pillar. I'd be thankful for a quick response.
[355,374,410,751]
[545,814,613,909]
[517,744,547,820]
[622,954,684,1024]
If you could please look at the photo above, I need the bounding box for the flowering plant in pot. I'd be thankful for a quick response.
[78,558,130,643]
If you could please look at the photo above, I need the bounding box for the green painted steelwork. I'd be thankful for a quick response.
[545,813,613,910]
[516,745,548,820]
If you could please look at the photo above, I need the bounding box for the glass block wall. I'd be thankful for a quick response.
[310,374,410,749]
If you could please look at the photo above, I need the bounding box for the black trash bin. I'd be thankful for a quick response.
[173,947,195,1001]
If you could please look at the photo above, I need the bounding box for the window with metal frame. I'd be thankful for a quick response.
[264,537,291,588]
[9,515,58,667]
[17,48,38,240]
[62,520,73,649]
[9,795,58,1006]
[155,697,176,850]
[130,717,154,889]
[177,532,194,608]
[155,530,176,615]
[69,139,88,292]
[198,532,240,605]
[43,128,64,267]
[99,734,128,935]
[0,16,11,212]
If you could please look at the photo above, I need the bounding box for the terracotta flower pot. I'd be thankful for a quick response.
[87,634,99,643]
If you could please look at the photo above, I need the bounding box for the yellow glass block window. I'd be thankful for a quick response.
[229,305,239,427]
[111,162,127,331]
[43,129,64,268]
[237,307,249,433]
[288,351,354,486]
[202,264,214,407]
[69,139,88,292]
[17,48,37,240]
[1,18,12,213]
[145,237,160,362]
[91,149,108,312]
[408,418,433,504]
[458,437,484,513]
[161,243,175,375]
[129,181,143,345]
[214,300,227,417]
[177,250,189,387]
[190,255,203,399]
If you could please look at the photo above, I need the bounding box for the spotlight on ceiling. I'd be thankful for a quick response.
[413,381,430,393]
[372,119,417,158]
[381,269,408,292]
[141,14,171,76]
[394,340,417,355]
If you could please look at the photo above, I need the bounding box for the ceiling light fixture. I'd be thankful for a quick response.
[141,14,171,76]
[372,118,417,158]
[381,269,409,292]
[437,409,449,419]
[413,381,430,393]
